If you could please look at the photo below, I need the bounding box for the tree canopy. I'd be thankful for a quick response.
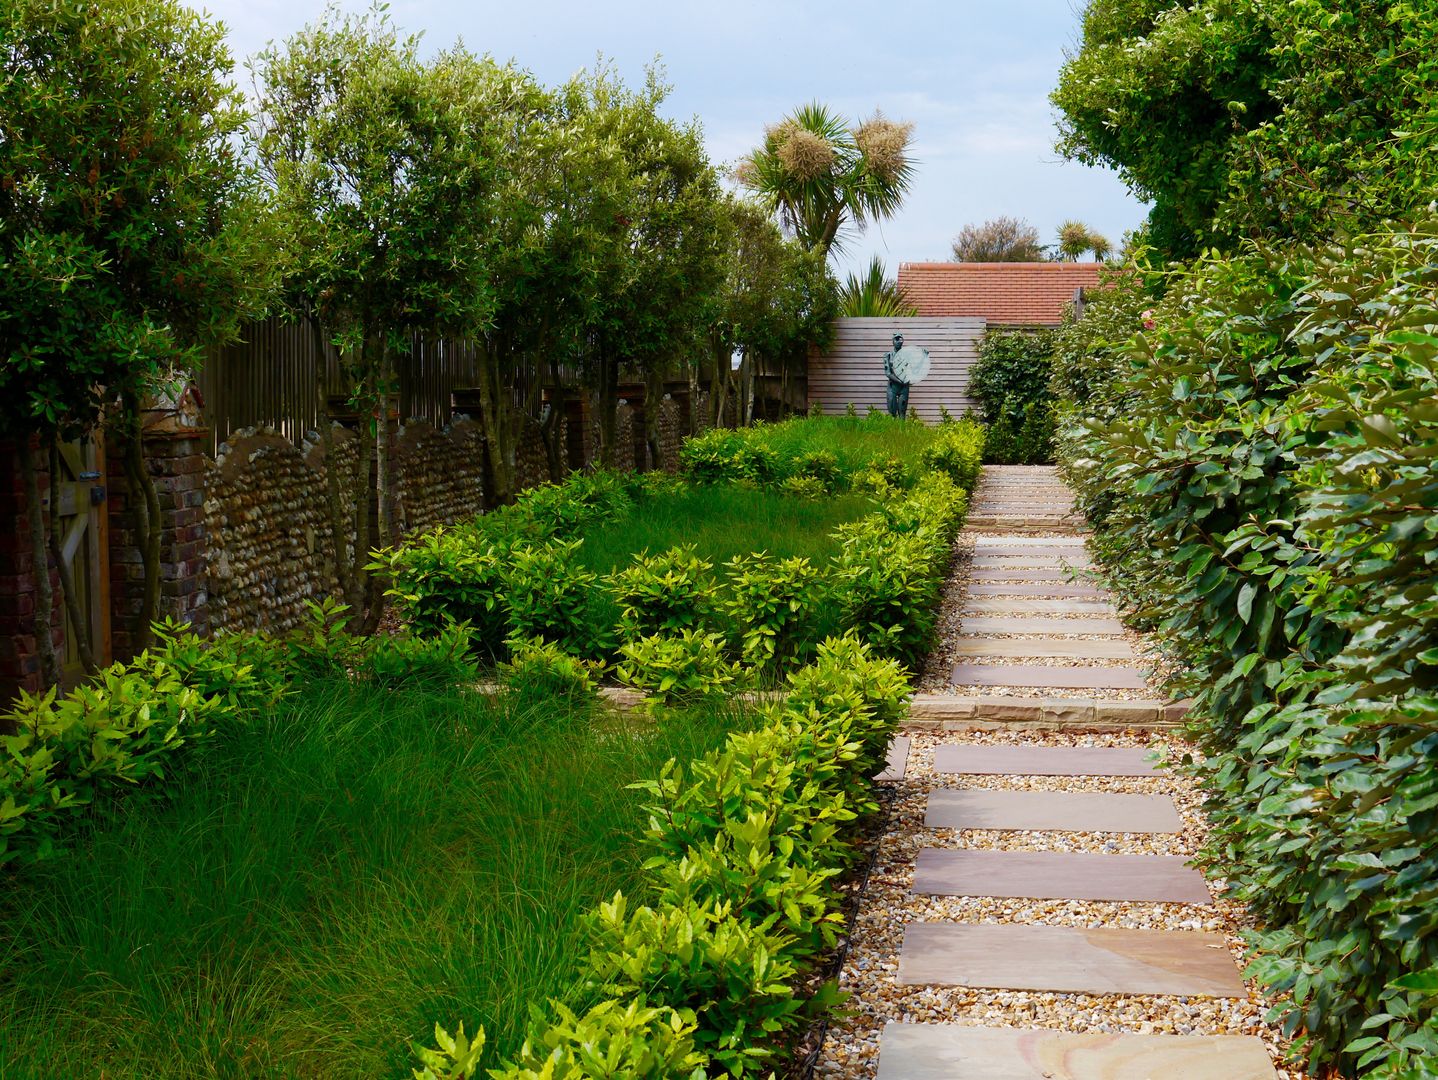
[950,216,1045,262]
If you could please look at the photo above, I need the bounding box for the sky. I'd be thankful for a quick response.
[200,0,1147,280]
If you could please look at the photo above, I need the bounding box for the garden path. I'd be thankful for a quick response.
[816,466,1290,1079]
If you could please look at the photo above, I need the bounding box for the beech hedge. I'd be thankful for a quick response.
[1055,218,1438,1078]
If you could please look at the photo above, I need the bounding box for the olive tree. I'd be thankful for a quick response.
[251,8,497,628]
[0,0,265,680]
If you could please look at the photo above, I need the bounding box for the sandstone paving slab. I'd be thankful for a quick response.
[969,568,1100,583]
[971,550,1094,562]
[875,1023,1277,1079]
[925,789,1182,834]
[949,636,1135,658]
[913,849,1213,904]
[963,599,1117,616]
[897,922,1247,996]
[950,664,1149,690]
[933,744,1162,776]
[876,736,911,782]
[957,616,1126,636]
[966,582,1108,599]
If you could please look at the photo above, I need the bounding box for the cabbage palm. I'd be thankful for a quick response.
[838,256,917,317]
[739,102,915,259]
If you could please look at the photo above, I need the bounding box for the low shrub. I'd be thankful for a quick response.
[364,624,478,689]
[497,636,602,710]
[610,545,717,640]
[971,329,1056,464]
[720,552,824,672]
[375,527,512,655]
[502,539,608,659]
[917,417,985,489]
[616,630,741,710]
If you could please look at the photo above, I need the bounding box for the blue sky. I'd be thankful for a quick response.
[201,0,1146,278]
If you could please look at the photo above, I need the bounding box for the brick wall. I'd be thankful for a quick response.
[0,438,62,699]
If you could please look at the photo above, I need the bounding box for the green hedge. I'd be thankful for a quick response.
[378,416,984,677]
[1054,218,1438,1078]
[414,634,911,1079]
[971,329,1056,465]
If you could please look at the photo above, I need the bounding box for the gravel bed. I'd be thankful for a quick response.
[812,729,1301,1079]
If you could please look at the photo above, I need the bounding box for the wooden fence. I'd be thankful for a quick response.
[806,317,986,423]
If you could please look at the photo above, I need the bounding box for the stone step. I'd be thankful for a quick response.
[968,569,1098,583]
[876,736,910,782]
[913,849,1213,904]
[897,922,1247,996]
[963,599,1116,615]
[966,582,1108,599]
[925,789,1182,833]
[875,1023,1277,1079]
[934,744,1162,776]
[949,637,1135,658]
[950,663,1149,690]
[907,695,1188,731]
[971,550,1093,563]
[957,616,1126,636]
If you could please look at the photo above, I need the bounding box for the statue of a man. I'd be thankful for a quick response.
[883,333,910,418]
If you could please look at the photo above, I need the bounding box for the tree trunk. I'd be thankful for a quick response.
[474,341,516,504]
[19,436,60,689]
[644,365,663,472]
[539,354,564,483]
[48,438,95,674]
[120,391,162,654]
[597,347,619,468]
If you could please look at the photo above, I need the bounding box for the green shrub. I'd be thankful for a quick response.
[917,417,985,489]
[497,637,601,710]
[491,999,707,1080]
[375,527,511,654]
[502,539,608,659]
[792,449,843,492]
[609,545,717,640]
[720,552,824,673]
[616,630,741,709]
[363,624,478,689]
[1054,218,1438,1076]
[971,329,1056,464]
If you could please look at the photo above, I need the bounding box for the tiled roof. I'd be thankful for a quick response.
[898,262,1104,326]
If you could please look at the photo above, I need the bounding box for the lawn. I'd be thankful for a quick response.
[0,681,751,1079]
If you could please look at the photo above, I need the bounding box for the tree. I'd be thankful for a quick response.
[1052,0,1438,257]
[739,103,915,259]
[838,256,917,317]
[951,216,1045,262]
[1055,220,1112,261]
[251,7,497,628]
[0,0,266,679]
[707,198,838,426]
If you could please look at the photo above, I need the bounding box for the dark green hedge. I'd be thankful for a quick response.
[1053,219,1438,1079]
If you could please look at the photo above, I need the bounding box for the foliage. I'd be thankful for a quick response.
[720,553,825,672]
[0,0,263,439]
[1052,0,1438,257]
[738,102,915,257]
[365,625,479,689]
[837,256,917,317]
[503,540,608,659]
[497,637,602,710]
[951,216,1045,262]
[610,546,718,640]
[916,418,987,489]
[484,1000,708,1080]
[1053,217,1438,1076]
[971,330,1056,426]
[1054,220,1112,261]
[616,631,742,710]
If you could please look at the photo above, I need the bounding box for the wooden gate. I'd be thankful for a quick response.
[49,438,111,683]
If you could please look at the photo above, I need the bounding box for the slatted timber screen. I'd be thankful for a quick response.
[807,317,986,423]
[197,317,489,453]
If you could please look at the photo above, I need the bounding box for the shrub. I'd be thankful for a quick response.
[917,417,985,489]
[792,449,843,492]
[497,637,601,710]
[376,527,511,655]
[363,624,478,689]
[616,630,741,709]
[609,545,717,641]
[502,539,608,659]
[971,329,1056,463]
[720,552,824,672]
[1054,217,1438,1076]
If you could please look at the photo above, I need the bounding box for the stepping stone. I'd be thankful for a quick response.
[959,616,1126,636]
[950,663,1148,690]
[949,636,1135,658]
[966,582,1108,599]
[934,744,1161,776]
[969,569,1098,583]
[876,736,910,781]
[913,849,1213,903]
[875,1023,1277,1079]
[926,789,1181,833]
[971,550,1093,563]
[963,599,1115,615]
[898,922,1246,996]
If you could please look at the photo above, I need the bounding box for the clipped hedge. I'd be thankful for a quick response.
[381,416,984,677]
[414,634,910,1079]
[971,329,1056,465]
[1055,218,1438,1078]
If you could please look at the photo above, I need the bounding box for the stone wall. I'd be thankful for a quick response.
[0,438,62,698]
[394,418,486,533]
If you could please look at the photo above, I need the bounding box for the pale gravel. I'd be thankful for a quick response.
[812,729,1301,1080]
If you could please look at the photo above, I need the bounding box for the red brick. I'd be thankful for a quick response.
[898,262,1104,326]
